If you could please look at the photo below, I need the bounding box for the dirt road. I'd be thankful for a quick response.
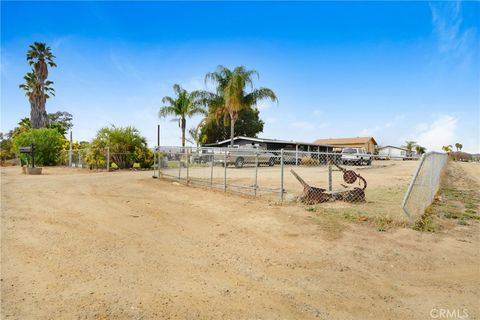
[1,166,479,319]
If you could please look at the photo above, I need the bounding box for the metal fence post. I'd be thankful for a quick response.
[68,131,73,167]
[210,156,214,188]
[157,148,161,178]
[153,148,157,177]
[178,155,182,181]
[295,145,299,166]
[328,158,333,192]
[254,151,259,196]
[106,147,110,171]
[186,151,189,185]
[280,149,284,202]
[224,150,227,192]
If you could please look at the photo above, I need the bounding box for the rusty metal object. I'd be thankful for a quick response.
[290,162,367,204]
[290,170,331,204]
[334,162,367,202]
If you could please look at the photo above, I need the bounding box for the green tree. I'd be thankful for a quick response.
[48,111,73,136]
[403,140,417,157]
[442,145,453,153]
[203,65,277,146]
[92,125,149,169]
[0,132,15,162]
[454,143,463,151]
[415,145,426,155]
[159,84,205,147]
[199,107,264,144]
[19,42,57,128]
[12,128,65,166]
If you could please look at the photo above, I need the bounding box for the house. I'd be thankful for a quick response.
[377,145,408,159]
[313,137,377,154]
[204,136,332,152]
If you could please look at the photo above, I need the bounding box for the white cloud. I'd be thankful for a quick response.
[430,1,476,65]
[409,115,458,151]
[360,114,405,136]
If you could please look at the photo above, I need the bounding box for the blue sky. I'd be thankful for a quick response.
[1,1,479,152]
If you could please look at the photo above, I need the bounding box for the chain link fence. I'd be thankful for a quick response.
[156,146,390,202]
[59,145,446,224]
[59,147,155,171]
[401,152,449,223]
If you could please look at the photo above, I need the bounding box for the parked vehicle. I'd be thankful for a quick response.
[341,148,373,166]
[214,145,276,168]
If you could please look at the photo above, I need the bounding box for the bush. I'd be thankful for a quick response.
[12,128,65,166]
[110,162,119,170]
[92,125,150,169]
[301,156,320,166]
[134,147,154,168]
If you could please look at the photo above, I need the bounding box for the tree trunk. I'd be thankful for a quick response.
[181,117,186,148]
[230,116,236,147]
[30,97,48,129]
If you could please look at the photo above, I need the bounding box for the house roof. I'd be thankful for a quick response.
[378,145,408,151]
[205,136,329,147]
[313,137,377,146]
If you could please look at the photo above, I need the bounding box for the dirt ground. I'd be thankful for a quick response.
[1,163,479,319]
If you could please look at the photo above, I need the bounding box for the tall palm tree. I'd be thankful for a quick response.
[20,42,56,128]
[159,84,206,147]
[19,71,55,128]
[454,143,463,151]
[415,145,426,155]
[403,140,417,157]
[442,145,453,153]
[203,65,277,146]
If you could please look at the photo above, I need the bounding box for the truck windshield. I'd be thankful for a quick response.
[342,148,356,154]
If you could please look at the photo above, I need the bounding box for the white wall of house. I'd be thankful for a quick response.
[378,146,407,159]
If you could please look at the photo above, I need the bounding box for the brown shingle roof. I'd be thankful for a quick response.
[313,137,377,145]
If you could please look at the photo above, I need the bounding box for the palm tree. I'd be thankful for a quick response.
[20,42,56,128]
[159,84,206,147]
[442,145,453,153]
[203,65,277,146]
[19,71,55,128]
[415,145,426,155]
[403,140,417,157]
[454,143,463,151]
[186,118,206,148]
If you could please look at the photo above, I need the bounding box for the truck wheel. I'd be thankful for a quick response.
[235,157,244,168]
[268,157,275,166]
[366,159,372,165]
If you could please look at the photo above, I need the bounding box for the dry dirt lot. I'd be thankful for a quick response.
[1,163,479,319]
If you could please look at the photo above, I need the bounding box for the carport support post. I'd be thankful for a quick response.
[223,150,227,192]
[280,149,284,202]
[295,145,299,166]
[254,152,259,196]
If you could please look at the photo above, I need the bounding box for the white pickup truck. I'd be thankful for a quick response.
[341,148,373,166]
[214,145,276,168]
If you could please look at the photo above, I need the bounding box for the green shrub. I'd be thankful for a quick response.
[134,146,154,168]
[301,156,320,166]
[133,162,141,169]
[12,128,65,166]
[110,162,119,170]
